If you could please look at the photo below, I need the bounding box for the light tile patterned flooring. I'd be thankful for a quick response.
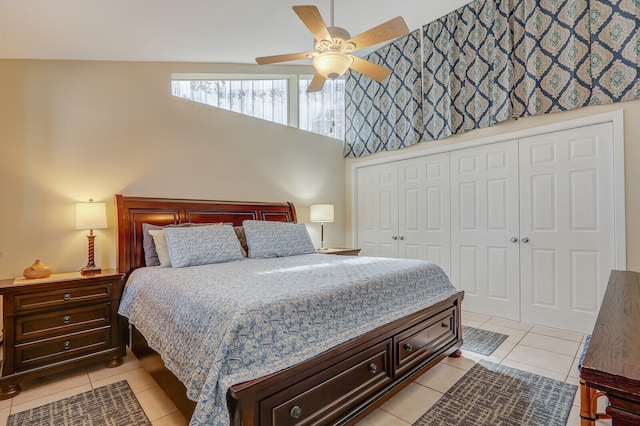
[0,311,611,425]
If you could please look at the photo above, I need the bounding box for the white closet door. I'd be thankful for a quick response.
[451,140,520,320]
[519,123,615,334]
[398,153,451,276]
[357,163,399,257]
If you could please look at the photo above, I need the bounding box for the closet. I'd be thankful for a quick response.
[355,121,620,334]
[357,152,451,276]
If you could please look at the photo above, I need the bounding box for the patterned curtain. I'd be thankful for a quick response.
[343,0,640,158]
[510,0,592,116]
[590,0,640,104]
[344,30,423,157]
[422,0,513,142]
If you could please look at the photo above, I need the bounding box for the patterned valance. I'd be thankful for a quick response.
[590,0,639,104]
[344,0,640,157]
[422,0,513,142]
[509,0,592,116]
[344,30,423,157]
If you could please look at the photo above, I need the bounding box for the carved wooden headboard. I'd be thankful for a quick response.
[115,194,297,276]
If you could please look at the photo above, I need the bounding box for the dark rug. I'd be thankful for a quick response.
[462,325,509,355]
[413,360,577,426]
[7,380,152,426]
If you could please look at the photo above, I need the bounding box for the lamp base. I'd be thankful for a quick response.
[81,265,101,276]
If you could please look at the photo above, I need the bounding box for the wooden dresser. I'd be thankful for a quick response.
[581,270,640,425]
[0,270,125,399]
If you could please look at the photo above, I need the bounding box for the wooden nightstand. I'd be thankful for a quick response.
[0,270,126,399]
[318,248,361,256]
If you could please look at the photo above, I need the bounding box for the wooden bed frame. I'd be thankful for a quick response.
[115,194,464,426]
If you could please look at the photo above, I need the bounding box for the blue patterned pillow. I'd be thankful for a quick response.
[164,225,244,268]
[243,220,316,259]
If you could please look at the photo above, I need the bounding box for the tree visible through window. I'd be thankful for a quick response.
[170,75,345,140]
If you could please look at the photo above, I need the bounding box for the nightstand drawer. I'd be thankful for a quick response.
[15,303,111,342]
[15,327,111,371]
[14,283,112,312]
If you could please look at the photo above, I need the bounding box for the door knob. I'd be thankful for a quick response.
[399,236,405,241]
[521,237,529,243]
[510,237,518,243]
[392,236,398,240]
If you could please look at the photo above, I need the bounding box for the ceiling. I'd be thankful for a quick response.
[0,0,470,64]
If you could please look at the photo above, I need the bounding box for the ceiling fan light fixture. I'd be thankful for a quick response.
[312,51,353,80]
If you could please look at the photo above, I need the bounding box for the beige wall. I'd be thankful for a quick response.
[346,100,640,271]
[0,60,346,279]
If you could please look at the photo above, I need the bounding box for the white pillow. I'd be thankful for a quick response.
[243,220,316,259]
[147,229,171,267]
[164,225,244,268]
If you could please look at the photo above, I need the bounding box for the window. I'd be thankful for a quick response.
[171,78,288,125]
[171,73,345,141]
[299,77,345,140]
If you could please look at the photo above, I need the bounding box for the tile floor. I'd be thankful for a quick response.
[0,311,611,425]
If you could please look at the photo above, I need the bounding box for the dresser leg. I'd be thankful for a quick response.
[0,383,21,400]
[449,349,462,358]
[106,356,123,368]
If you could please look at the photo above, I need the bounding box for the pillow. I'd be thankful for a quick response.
[234,226,248,257]
[147,229,172,267]
[142,223,164,266]
[164,225,244,268]
[142,222,231,266]
[243,220,316,259]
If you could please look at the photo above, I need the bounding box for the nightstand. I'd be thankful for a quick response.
[0,270,126,399]
[318,248,361,256]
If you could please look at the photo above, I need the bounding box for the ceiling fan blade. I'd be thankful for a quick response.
[255,52,311,65]
[293,5,332,43]
[347,16,410,51]
[349,56,392,82]
[306,74,327,93]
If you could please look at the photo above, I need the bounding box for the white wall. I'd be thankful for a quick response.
[0,60,346,279]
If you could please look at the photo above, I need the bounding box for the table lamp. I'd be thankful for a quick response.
[310,204,334,250]
[75,199,107,276]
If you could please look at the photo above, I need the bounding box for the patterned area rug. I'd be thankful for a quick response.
[462,325,509,355]
[413,360,577,426]
[7,380,151,426]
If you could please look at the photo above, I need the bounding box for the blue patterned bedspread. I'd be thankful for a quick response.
[118,254,460,425]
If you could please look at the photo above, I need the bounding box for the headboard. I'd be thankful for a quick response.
[115,194,297,276]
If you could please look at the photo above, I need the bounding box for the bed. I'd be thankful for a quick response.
[115,194,464,425]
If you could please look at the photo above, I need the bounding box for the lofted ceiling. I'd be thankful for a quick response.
[0,0,470,64]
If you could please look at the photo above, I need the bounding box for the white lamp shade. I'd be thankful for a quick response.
[310,204,334,223]
[75,202,107,230]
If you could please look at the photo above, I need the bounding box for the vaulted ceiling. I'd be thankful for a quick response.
[0,0,470,64]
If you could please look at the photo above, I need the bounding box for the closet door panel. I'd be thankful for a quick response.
[398,153,451,275]
[451,141,520,320]
[357,163,399,257]
[519,123,615,334]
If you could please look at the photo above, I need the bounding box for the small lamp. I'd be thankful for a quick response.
[310,204,334,250]
[75,199,107,276]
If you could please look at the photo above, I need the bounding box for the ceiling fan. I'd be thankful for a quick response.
[255,1,410,92]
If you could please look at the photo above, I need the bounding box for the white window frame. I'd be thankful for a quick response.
[171,73,299,128]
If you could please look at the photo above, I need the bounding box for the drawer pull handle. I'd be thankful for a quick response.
[404,343,413,352]
[64,341,70,350]
[441,322,448,328]
[290,405,302,419]
[63,293,71,301]
[63,315,71,324]
[368,363,378,374]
